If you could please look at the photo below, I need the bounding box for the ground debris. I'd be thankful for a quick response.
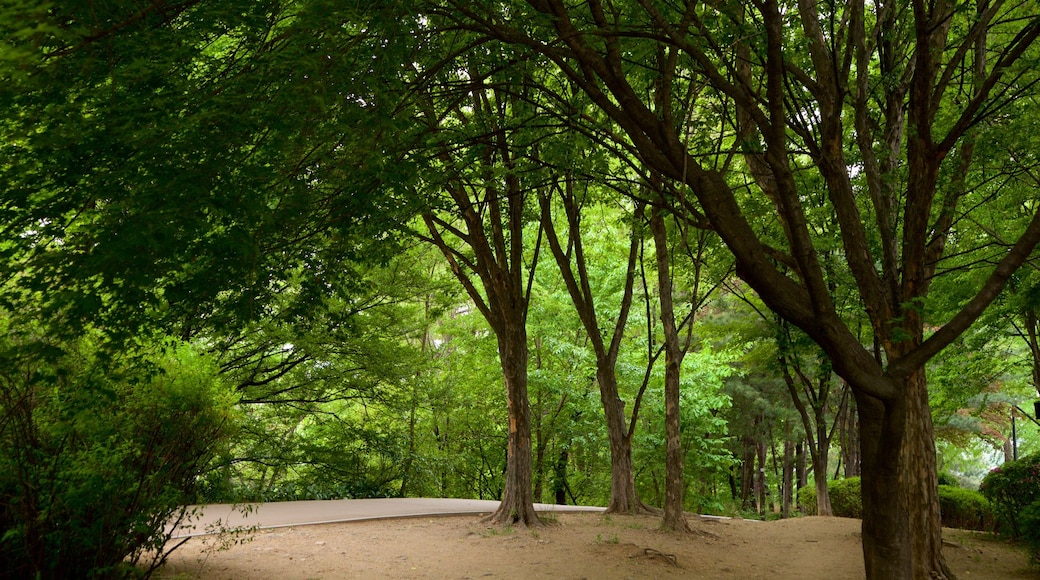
[629,547,680,567]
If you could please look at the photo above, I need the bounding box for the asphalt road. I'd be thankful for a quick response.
[169,498,605,538]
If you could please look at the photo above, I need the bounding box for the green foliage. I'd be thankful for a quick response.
[828,478,863,519]
[633,344,736,513]
[797,483,817,515]
[1020,500,1040,566]
[981,453,1040,538]
[937,471,960,487]
[800,477,994,531]
[937,486,995,532]
[0,339,237,579]
[981,453,1040,565]
[798,478,861,519]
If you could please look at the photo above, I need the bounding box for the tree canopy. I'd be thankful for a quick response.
[2,1,1040,578]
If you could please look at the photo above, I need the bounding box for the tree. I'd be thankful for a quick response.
[412,56,547,524]
[446,1,1040,576]
[539,181,653,513]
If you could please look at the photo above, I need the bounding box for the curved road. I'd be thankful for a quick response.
[170,499,605,538]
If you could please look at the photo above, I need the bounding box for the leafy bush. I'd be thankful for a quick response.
[980,453,1040,536]
[798,477,992,530]
[937,486,994,531]
[0,341,237,579]
[797,482,818,514]
[829,477,864,519]
[981,453,1040,564]
[797,478,863,518]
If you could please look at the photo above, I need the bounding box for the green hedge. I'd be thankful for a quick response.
[938,485,995,532]
[798,477,993,531]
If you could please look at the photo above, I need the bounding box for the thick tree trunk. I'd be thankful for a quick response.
[813,470,833,517]
[856,391,911,579]
[854,371,950,579]
[902,369,952,579]
[485,326,541,527]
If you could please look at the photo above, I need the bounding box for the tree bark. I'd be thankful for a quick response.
[487,322,540,525]
[856,390,911,579]
[650,205,690,531]
[902,368,951,578]
[782,422,794,518]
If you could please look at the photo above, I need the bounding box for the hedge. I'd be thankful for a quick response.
[797,477,994,531]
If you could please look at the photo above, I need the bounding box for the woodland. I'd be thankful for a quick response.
[1,1,1040,579]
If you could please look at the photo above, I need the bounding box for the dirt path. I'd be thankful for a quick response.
[158,512,1033,579]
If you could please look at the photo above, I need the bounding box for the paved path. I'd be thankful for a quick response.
[170,499,605,538]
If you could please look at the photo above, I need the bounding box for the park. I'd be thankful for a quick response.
[2,1,1040,578]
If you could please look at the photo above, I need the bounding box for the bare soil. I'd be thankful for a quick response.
[157,512,1034,579]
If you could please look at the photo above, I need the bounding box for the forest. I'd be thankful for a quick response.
[1,1,1040,579]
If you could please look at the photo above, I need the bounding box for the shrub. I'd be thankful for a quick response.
[829,477,863,518]
[981,453,1040,564]
[0,341,237,579]
[937,486,994,531]
[798,477,993,530]
[1019,500,1040,566]
[797,484,818,514]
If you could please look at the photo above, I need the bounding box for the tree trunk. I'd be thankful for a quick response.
[538,191,649,515]
[782,423,794,518]
[651,206,690,532]
[533,337,545,502]
[902,368,951,579]
[813,469,833,517]
[856,391,911,579]
[756,436,767,515]
[553,448,568,505]
[486,324,540,526]
[796,440,806,494]
[598,374,644,513]
[740,435,756,510]
[840,387,862,478]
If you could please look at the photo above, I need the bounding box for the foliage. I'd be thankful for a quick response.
[799,478,861,519]
[828,478,864,520]
[633,344,735,513]
[0,338,237,579]
[796,482,819,515]
[937,486,995,532]
[980,453,1040,539]
[800,477,994,531]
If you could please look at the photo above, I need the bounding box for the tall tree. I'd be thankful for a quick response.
[539,181,653,514]
[447,1,1040,576]
[413,62,545,524]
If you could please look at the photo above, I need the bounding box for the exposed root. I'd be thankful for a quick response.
[629,548,680,568]
[480,506,544,528]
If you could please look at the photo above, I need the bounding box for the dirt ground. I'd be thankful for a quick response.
[157,512,1035,579]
